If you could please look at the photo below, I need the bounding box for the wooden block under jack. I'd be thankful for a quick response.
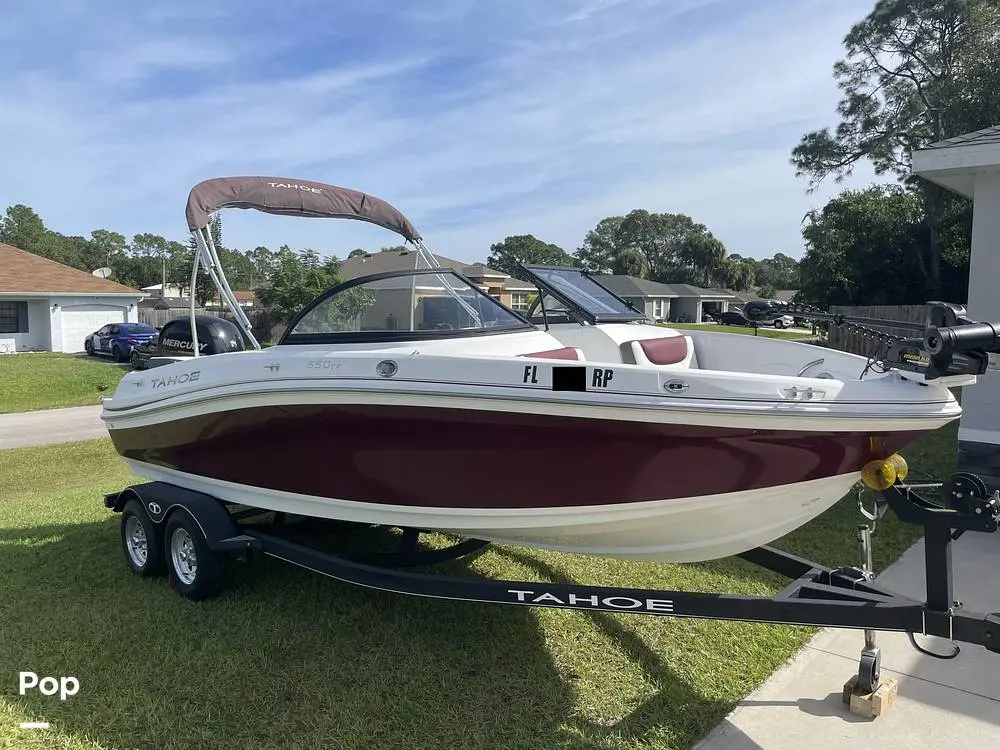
[841,675,899,719]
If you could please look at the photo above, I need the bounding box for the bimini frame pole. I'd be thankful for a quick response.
[408,238,483,324]
[190,226,261,352]
[189,247,201,357]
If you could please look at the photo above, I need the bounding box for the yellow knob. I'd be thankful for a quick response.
[861,458,898,491]
[886,453,908,482]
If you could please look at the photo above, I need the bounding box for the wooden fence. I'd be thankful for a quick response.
[825,304,937,356]
[138,308,205,328]
[138,307,284,344]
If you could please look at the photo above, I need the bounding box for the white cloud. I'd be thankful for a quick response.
[0,0,890,266]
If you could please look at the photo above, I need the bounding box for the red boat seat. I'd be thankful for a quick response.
[627,335,694,367]
[517,346,585,361]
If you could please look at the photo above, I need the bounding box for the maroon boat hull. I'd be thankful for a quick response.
[107,403,929,509]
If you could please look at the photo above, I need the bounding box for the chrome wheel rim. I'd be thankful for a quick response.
[124,515,148,567]
[170,528,197,585]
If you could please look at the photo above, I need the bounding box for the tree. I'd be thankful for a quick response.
[320,286,377,331]
[797,184,934,308]
[245,246,277,288]
[128,232,173,296]
[255,246,345,323]
[755,253,801,289]
[756,284,777,300]
[90,229,128,279]
[162,241,192,293]
[720,257,757,291]
[672,223,726,287]
[0,204,282,306]
[611,247,649,278]
[790,0,1000,297]
[184,217,234,304]
[0,204,71,262]
[1,205,47,251]
[575,216,624,274]
[486,235,574,279]
[575,209,730,287]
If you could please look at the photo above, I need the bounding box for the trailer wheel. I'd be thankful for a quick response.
[164,512,225,600]
[858,648,881,694]
[121,499,166,577]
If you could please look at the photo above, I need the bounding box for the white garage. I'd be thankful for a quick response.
[58,305,127,353]
[0,242,145,353]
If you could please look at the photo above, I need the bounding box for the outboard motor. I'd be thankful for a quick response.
[156,315,247,357]
[197,316,247,354]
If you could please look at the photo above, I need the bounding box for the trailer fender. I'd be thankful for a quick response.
[104,481,261,555]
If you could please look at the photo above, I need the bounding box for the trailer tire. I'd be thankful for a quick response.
[164,512,225,600]
[121,499,166,577]
[858,649,881,694]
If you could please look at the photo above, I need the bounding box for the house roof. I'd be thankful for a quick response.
[922,125,1000,150]
[592,274,735,299]
[911,125,1000,197]
[502,279,536,292]
[209,290,256,302]
[339,250,535,292]
[0,242,142,296]
[340,250,507,280]
[726,287,800,305]
[664,283,735,299]
[139,297,194,309]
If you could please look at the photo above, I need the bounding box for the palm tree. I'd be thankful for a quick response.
[611,247,649,278]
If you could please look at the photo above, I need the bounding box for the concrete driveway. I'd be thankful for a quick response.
[0,405,107,449]
[694,530,1000,749]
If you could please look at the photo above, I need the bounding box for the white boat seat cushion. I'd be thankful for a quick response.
[628,336,694,368]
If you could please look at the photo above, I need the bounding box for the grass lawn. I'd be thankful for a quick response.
[661,323,813,340]
[0,416,959,750]
[0,354,126,414]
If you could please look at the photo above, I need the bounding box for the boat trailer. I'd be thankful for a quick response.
[104,469,1000,697]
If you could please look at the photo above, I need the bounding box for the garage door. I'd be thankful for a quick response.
[60,305,125,353]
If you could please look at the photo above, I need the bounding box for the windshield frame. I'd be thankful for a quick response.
[278,267,537,345]
[517,264,646,324]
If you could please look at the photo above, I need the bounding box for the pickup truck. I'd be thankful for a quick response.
[130,315,246,370]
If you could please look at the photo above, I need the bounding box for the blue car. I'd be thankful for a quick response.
[84,322,159,362]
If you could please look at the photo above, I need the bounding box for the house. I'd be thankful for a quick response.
[338,250,536,310]
[590,274,736,323]
[325,249,540,332]
[140,282,184,298]
[138,297,196,312]
[205,290,258,310]
[335,252,740,326]
[0,242,146,353]
[728,287,801,307]
[911,124,1000,494]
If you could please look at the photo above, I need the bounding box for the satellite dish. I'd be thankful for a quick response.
[92,267,112,279]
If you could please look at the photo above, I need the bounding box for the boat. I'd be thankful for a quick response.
[99,176,979,564]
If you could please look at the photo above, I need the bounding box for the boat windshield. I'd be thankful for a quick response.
[281,268,534,343]
[517,265,645,324]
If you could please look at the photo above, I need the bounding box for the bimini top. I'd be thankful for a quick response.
[185,176,421,241]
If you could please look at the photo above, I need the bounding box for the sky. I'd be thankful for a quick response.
[0,0,890,265]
